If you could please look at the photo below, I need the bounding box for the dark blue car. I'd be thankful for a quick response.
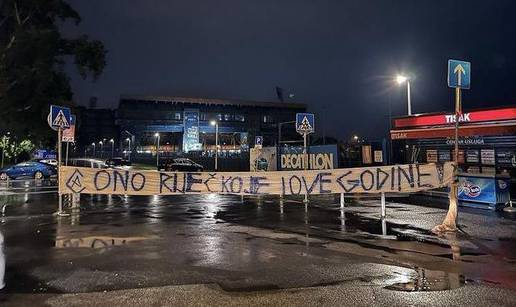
[0,161,57,180]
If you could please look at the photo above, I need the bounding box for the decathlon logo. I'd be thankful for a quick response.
[66,169,85,193]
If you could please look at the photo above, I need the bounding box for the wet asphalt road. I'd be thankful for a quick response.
[0,179,515,306]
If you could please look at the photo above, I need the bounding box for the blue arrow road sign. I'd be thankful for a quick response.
[448,59,471,89]
[49,105,71,129]
[296,113,315,134]
[255,136,263,146]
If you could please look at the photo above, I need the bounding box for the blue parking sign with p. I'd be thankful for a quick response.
[255,136,263,146]
[50,105,71,129]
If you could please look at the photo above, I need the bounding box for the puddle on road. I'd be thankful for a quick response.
[385,267,465,292]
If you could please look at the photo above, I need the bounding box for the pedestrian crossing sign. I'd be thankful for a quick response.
[296,113,315,134]
[49,105,71,129]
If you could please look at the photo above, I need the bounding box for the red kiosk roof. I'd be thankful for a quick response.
[391,106,516,140]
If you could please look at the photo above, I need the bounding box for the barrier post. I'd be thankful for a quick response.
[381,192,386,218]
[340,193,345,209]
[381,217,387,236]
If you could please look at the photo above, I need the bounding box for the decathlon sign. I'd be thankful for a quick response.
[59,162,454,196]
[280,145,338,170]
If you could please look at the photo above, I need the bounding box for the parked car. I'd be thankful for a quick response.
[105,157,132,167]
[158,158,204,172]
[68,158,109,169]
[35,158,58,166]
[0,161,57,180]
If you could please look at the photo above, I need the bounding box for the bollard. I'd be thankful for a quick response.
[340,205,346,231]
[340,193,345,209]
[381,218,387,236]
[381,192,386,218]
[58,194,64,215]
[240,194,244,203]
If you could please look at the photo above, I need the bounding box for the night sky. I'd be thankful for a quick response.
[63,0,516,141]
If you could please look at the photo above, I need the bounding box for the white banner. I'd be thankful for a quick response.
[59,162,455,196]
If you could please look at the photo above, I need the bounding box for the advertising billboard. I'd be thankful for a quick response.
[466,149,480,163]
[481,149,495,165]
[183,110,201,152]
[458,176,510,204]
[496,149,516,167]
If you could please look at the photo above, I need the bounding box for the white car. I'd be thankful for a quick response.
[39,159,58,166]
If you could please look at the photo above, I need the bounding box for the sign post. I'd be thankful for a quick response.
[434,59,471,233]
[49,105,71,216]
[296,113,315,206]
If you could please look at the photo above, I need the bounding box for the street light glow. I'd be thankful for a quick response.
[109,138,114,143]
[154,133,159,137]
[126,138,130,142]
[396,75,408,84]
[210,120,216,126]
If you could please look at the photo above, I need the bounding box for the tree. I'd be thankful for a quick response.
[0,0,106,143]
[0,134,34,164]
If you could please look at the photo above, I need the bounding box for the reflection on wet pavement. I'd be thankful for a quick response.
[385,268,464,291]
[0,192,514,295]
[0,231,4,290]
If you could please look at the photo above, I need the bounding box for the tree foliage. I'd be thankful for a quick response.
[0,0,106,143]
[0,134,35,162]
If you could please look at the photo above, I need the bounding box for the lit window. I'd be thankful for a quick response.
[263,115,274,123]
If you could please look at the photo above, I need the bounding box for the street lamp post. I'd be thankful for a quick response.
[396,75,412,115]
[110,139,114,158]
[91,142,96,157]
[99,141,103,159]
[210,120,218,170]
[126,137,131,161]
[155,133,160,168]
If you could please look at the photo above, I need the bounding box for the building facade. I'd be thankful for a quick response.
[77,95,307,157]
[115,95,306,155]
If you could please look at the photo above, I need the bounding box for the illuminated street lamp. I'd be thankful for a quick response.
[210,120,218,171]
[126,137,131,161]
[396,74,412,115]
[99,141,103,159]
[154,133,160,168]
[91,142,96,157]
[353,135,359,142]
[110,138,114,158]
